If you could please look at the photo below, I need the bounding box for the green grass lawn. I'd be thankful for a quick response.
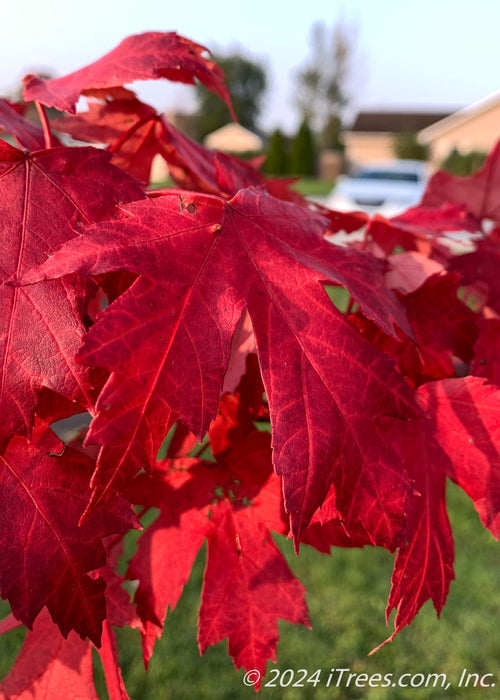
[1,481,498,699]
[149,177,335,199]
[290,177,335,198]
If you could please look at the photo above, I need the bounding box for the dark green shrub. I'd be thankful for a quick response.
[394,131,428,161]
[290,119,317,176]
[441,148,487,176]
[263,128,289,175]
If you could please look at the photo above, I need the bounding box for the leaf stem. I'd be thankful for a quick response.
[35,101,56,149]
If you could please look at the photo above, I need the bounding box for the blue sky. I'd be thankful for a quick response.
[2,0,500,133]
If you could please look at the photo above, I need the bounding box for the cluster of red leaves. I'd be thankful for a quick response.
[1,31,500,697]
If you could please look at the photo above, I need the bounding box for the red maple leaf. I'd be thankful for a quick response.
[419,377,500,538]
[0,422,137,645]
[0,140,143,448]
[126,382,308,685]
[0,608,99,700]
[97,621,131,700]
[377,376,500,649]
[20,188,417,541]
[23,32,235,119]
[0,610,131,700]
[384,250,445,293]
[376,414,454,651]
[159,120,266,195]
[199,500,309,687]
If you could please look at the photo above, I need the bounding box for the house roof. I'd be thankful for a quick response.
[418,91,500,143]
[348,110,453,133]
[203,123,263,153]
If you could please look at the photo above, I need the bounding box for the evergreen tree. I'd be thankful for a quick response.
[263,128,289,175]
[290,120,316,176]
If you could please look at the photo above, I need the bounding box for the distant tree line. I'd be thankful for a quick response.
[188,17,356,177]
[264,122,318,177]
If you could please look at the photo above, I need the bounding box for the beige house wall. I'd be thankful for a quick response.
[342,132,396,165]
[150,153,169,184]
[421,101,500,166]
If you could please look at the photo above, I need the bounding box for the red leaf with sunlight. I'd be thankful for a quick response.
[385,251,445,293]
[0,608,98,700]
[322,206,369,235]
[97,621,131,700]
[96,537,145,632]
[21,188,417,540]
[418,377,500,537]
[0,423,137,644]
[379,376,500,649]
[126,379,308,683]
[377,414,454,650]
[421,140,500,222]
[199,501,309,688]
[221,310,258,394]
[0,140,144,448]
[126,459,213,665]
[23,32,235,118]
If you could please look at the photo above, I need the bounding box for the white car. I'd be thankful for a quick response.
[326,159,429,217]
